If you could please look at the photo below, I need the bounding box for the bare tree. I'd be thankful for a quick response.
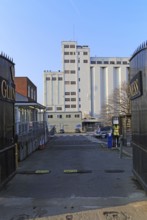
[100,82,131,126]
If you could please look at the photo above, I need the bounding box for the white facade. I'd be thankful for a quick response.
[44,71,65,111]
[90,57,129,117]
[61,41,91,116]
[43,41,129,119]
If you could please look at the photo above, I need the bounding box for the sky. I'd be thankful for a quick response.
[0,0,147,104]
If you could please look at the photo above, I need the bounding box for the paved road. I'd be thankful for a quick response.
[0,133,146,219]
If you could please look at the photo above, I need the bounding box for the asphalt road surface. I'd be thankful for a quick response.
[0,133,146,219]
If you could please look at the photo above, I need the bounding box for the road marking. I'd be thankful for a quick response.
[35,170,50,174]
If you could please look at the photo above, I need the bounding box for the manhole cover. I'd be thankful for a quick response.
[103,211,130,220]
[105,170,124,173]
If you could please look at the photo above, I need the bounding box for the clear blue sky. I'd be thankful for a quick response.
[0,0,147,104]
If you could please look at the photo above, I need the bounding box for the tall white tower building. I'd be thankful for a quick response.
[44,41,129,120]
[62,41,91,117]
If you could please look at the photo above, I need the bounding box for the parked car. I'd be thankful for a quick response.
[94,126,112,138]
[75,128,81,133]
[59,128,64,133]
[100,126,112,138]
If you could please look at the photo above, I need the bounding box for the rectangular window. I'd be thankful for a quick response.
[78,67,80,70]
[83,60,88,63]
[83,52,88,55]
[57,115,62,118]
[71,92,76,95]
[104,61,109,64]
[64,45,69,48]
[91,61,96,64]
[46,77,50,80]
[65,92,70,95]
[70,60,75,63]
[66,114,71,118]
[64,52,69,55]
[71,81,76,85]
[71,105,76,108]
[79,104,81,108]
[117,61,121,64]
[70,52,73,55]
[52,77,56,81]
[75,114,80,118]
[65,81,70,85]
[48,115,53,118]
[28,86,30,97]
[70,44,75,48]
[58,77,63,81]
[65,105,70,108]
[97,61,102,64]
[123,61,128,64]
[110,61,115,64]
[65,70,70,74]
[56,107,62,110]
[71,70,75,74]
[65,98,70,101]
[64,60,69,63]
[47,107,53,110]
[71,98,76,101]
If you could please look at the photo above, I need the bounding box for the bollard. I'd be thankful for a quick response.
[15,143,19,168]
[119,135,123,158]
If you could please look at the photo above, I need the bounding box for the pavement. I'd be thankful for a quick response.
[1,134,147,220]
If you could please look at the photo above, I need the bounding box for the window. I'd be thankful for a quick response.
[52,77,56,80]
[64,45,69,48]
[104,61,109,64]
[65,92,70,95]
[75,114,80,118]
[70,59,75,63]
[123,61,128,64]
[46,77,50,80]
[65,98,70,101]
[48,115,53,118]
[79,78,80,81]
[117,61,121,64]
[47,107,53,110]
[91,61,96,64]
[83,60,88,63]
[79,89,80,92]
[110,61,115,64]
[79,104,81,108]
[65,105,70,108]
[71,105,76,108]
[70,52,73,55]
[78,67,80,70]
[56,107,62,110]
[71,70,75,74]
[71,92,76,95]
[65,81,70,85]
[65,70,70,74]
[64,52,69,55]
[66,114,71,118]
[64,60,69,63]
[28,86,30,97]
[97,61,102,64]
[71,81,76,85]
[58,77,63,81]
[79,98,81,101]
[57,115,62,118]
[70,44,75,48]
[83,51,88,55]
[71,98,76,101]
